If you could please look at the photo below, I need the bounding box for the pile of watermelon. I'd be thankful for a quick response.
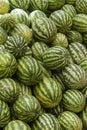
[1,0,87,130]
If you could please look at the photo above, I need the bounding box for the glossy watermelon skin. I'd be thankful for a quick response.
[17,56,43,85]
[81,105,87,128]
[62,4,77,18]
[29,10,47,25]
[58,111,83,130]
[61,64,87,89]
[73,14,87,32]
[11,23,32,43]
[31,42,49,61]
[0,50,17,79]
[68,42,87,64]
[4,120,31,130]
[8,0,30,10]
[76,0,87,14]
[79,56,87,73]
[4,35,32,59]
[0,78,19,103]
[10,9,30,26]
[13,95,42,122]
[0,26,7,44]
[30,0,48,12]
[63,89,85,113]
[0,0,10,14]
[31,113,61,130]
[67,30,83,43]
[0,100,10,128]
[52,33,68,48]
[48,0,65,11]
[34,77,62,108]
[42,46,69,70]
[49,10,72,33]
[32,17,57,43]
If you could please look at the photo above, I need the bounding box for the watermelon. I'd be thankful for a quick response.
[81,105,87,128]
[34,77,62,108]
[72,14,87,32]
[13,95,42,122]
[58,111,83,130]
[68,42,87,64]
[4,120,31,130]
[0,78,19,103]
[11,23,32,43]
[65,0,76,4]
[4,35,32,59]
[29,10,47,24]
[31,42,49,61]
[76,0,87,14]
[42,46,69,70]
[62,4,77,18]
[61,64,87,89]
[31,113,61,130]
[79,56,87,73]
[0,50,17,79]
[32,17,57,43]
[30,0,48,12]
[0,13,15,33]
[8,0,30,10]
[10,8,30,26]
[48,0,65,11]
[67,30,83,43]
[17,56,43,85]
[51,33,68,48]
[0,100,10,128]
[63,89,85,113]
[49,10,72,33]
[82,86,87,99]
[0,27,7,45]
[0,0,10,14]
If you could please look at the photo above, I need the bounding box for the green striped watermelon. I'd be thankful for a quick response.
[49,10,72,33]
[4,120,31,130]
[31,113,61,130]
[0,78,19,103]
[10,8,30,26]
[51,33,68,48]
[4,35,32,59]
[61,64,87,89]
[81,105,87,128]
[79,56,87,73]
[65,0,76,4]
[68,42,87,64]
[63,89,85,113]
[76,0,87,14]
[17,56,43,85]
[67,30,83,43]
[30,0,48,12]
[0,27,7,45]
[9,0,30,10]
[32,17,57,43]
[29,10,47,24]
[48,0,65,11]
[0,13,15,33]
[72,14,87,32]
[58,111,83,130]
[0,0,10,14]
[34,77,62,108]
[13,95,42,122]
[0,100,10,128]
[62,4,77,18]
[42,46,69,70]
[31,42,49,61]
[11,23,32,43]
[0,50,17,78]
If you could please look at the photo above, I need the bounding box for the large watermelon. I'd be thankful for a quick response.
[0,0,10,14]
[76,0,87,14]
